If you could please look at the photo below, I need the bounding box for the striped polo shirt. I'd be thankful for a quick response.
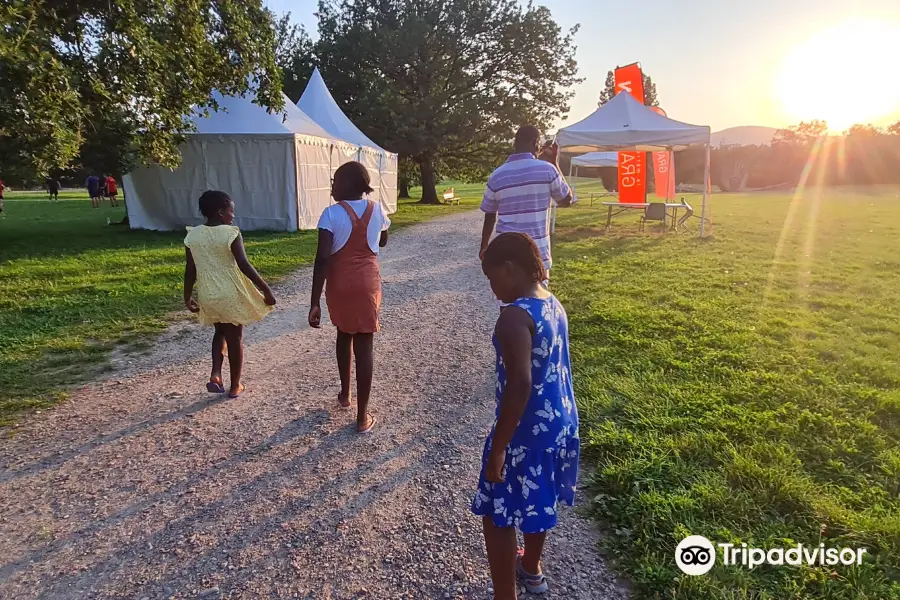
[481,153,572,271]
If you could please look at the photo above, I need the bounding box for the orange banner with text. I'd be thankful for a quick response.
[614,63,646,203]
[650,107,676,200]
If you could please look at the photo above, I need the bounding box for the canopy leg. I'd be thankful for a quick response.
[700,144,710,237]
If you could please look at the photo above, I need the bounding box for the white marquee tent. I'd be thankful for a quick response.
[557,91,712,234]
[124,90,355,232]
[297,68,398,214]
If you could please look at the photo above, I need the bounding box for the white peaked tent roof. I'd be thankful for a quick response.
[188,90,333,138]
[571,151,619,167]
[557,92,711,152]
[297,68,383,150]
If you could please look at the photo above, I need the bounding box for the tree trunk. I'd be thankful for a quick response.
[399,177,410,198]
[418,157,439,204]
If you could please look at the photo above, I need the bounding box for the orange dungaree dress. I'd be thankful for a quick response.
[325,201,382,334]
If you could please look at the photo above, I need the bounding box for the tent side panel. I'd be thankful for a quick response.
[332,143,359,172]
[126,138,209,231]
[378,152,398,215]
[295,138,334,229]
[126,136,297,232]
[360,150,386,213]
[203,136,296,231]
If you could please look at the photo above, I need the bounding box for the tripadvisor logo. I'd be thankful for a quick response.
[676,536,716,576]
[676,536,868,575]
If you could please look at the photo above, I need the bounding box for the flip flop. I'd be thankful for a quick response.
[228,384,246,399]
[356,414,376,434]
[206,381,225,394]
[338,393,352,410]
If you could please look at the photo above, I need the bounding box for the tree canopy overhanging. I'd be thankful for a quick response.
[0,0,284,180]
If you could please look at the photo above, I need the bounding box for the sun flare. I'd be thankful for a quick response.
[776,20,900,132]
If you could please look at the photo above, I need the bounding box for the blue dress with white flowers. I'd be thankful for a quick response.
[471,295,580,533]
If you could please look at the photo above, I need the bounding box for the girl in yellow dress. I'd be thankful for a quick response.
[183,191,276,398]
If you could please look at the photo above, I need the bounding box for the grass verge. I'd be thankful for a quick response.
[0,186,482,425]
[551,187,900,599]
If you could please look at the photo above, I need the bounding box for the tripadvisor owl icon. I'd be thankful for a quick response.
[676,535,716,576]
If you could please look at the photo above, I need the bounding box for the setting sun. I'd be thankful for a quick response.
[775,20,900,132]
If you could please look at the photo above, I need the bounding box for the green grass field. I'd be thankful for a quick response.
[551,186,900,599]
[0,185,483,425]
[4,181,898,598]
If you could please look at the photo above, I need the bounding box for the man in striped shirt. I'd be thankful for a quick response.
[479,125,575,283]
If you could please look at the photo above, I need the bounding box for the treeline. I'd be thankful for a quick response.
[4,167,99,190]
[683,120,900,191]
[579,120,900,193]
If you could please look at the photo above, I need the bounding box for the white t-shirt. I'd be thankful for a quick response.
[317,199,391,255]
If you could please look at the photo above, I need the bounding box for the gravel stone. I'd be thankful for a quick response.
[0,211,629,599]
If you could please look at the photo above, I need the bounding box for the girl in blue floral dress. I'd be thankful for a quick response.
[472,232,580,599]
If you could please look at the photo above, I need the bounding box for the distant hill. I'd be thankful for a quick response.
[711,126,778,148]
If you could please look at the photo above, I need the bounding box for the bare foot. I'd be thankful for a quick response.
[338,391,351,409]
[228,383,245,399]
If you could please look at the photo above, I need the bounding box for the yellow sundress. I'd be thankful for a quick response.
[184,225,273,326]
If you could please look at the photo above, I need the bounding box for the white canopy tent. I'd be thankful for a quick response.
[568,151,618,202]
[297,67,398,214]
[557,91,712,235]
[124,90,355,232]
[571,151,619,168]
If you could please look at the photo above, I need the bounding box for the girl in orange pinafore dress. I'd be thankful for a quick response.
[308,162,390,433]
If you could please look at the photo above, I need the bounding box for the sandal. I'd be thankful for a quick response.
[517,550,549,594]
[206,379,225,394]
[228,384,246,399]
[338,393,352,410]
[356,414,376,434]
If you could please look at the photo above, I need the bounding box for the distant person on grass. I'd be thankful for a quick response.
[85,174,102,209]
[0,178,5,214]
[480,125,575,288]
[473,232,580,600]
[183,191,276,399]
[105,175,119,207]
[47,178,60,202]
[308,161,390,434]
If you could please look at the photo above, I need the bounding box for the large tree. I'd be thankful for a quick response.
[598,69,659,107]
[300,0,581,203]
[0,0,283,180]
[276,12,315,102]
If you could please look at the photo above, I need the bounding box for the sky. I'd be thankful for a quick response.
[267,0,900,133]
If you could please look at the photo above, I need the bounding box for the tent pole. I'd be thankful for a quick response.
[571,162,577,202]
[700,143,710,237]
[552,157,572,235]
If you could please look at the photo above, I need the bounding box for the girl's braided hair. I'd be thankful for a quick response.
[483,232,547,283]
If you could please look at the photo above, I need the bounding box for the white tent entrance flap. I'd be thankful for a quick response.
[557,92,712,235]
[124,91,341,232]
[298,67,398,215]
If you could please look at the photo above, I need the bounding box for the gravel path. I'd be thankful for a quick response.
[0,210,629,600]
